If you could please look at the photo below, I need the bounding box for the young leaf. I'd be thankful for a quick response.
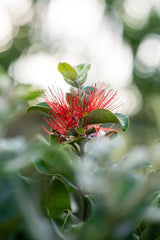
[58,62,78,81]
[74,64,91,77]
[74,64,91,86]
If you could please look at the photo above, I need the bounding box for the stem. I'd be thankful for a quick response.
[79,141,85,157]
[79,141,89,220]
[71,140,88,220]
[82,195,89,221]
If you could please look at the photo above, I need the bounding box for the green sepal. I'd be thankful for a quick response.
[83,109,130,131]
[26,102,51,114]
[58,62,78,81]
[77,126,85,135]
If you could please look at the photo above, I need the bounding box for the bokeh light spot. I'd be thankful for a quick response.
[135,34,160,76]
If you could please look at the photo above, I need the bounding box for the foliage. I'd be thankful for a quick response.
[0,63,160,240]
[0,0,160,239]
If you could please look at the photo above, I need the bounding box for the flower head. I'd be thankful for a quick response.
[43,83,121,140]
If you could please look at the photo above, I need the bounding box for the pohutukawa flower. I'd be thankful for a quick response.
[43,83,121,141]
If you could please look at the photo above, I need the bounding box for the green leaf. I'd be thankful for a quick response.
[77,73,87,87]
[84,195,94,220]
[116,157,151,173]
[26,102,51,114]
[34,159,78,190]
[58,62,78,81]
[139,223,160,240]
[61,210,82,232]
[115,113,130,131]
[64,77,75,86]
[34,157,74,180]
[74,64,91,86]
[74,64,91,77]
[83,109,129,131]
[33,146,75,182]
[49,178,71,220]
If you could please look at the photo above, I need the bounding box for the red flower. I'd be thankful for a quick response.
[83,82,120,114]
[43,83,121,140]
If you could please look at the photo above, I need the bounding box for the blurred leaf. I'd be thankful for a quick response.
[49,130,59,146]
[34,159,78,191]
[0,137,29,173]
[15,84,43,101]
[33,144,76,183]
[84,109,129,131]
[34,159,53,175]
[115,147,152,172]
[14,180,58,240]
[117,158,151,172]
[49,177,71,220]
[136,221,147,238]
[26,102,51,114]
[34,158,76,186]
[139,223,160,240]
[60,209,83,233]
[84,195,94,219]
[58,62,78,81]
[0,179,20,239]
[0,75,11,94]
[0,65,6,75]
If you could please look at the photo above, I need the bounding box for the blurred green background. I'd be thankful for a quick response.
[0,0,160,239]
